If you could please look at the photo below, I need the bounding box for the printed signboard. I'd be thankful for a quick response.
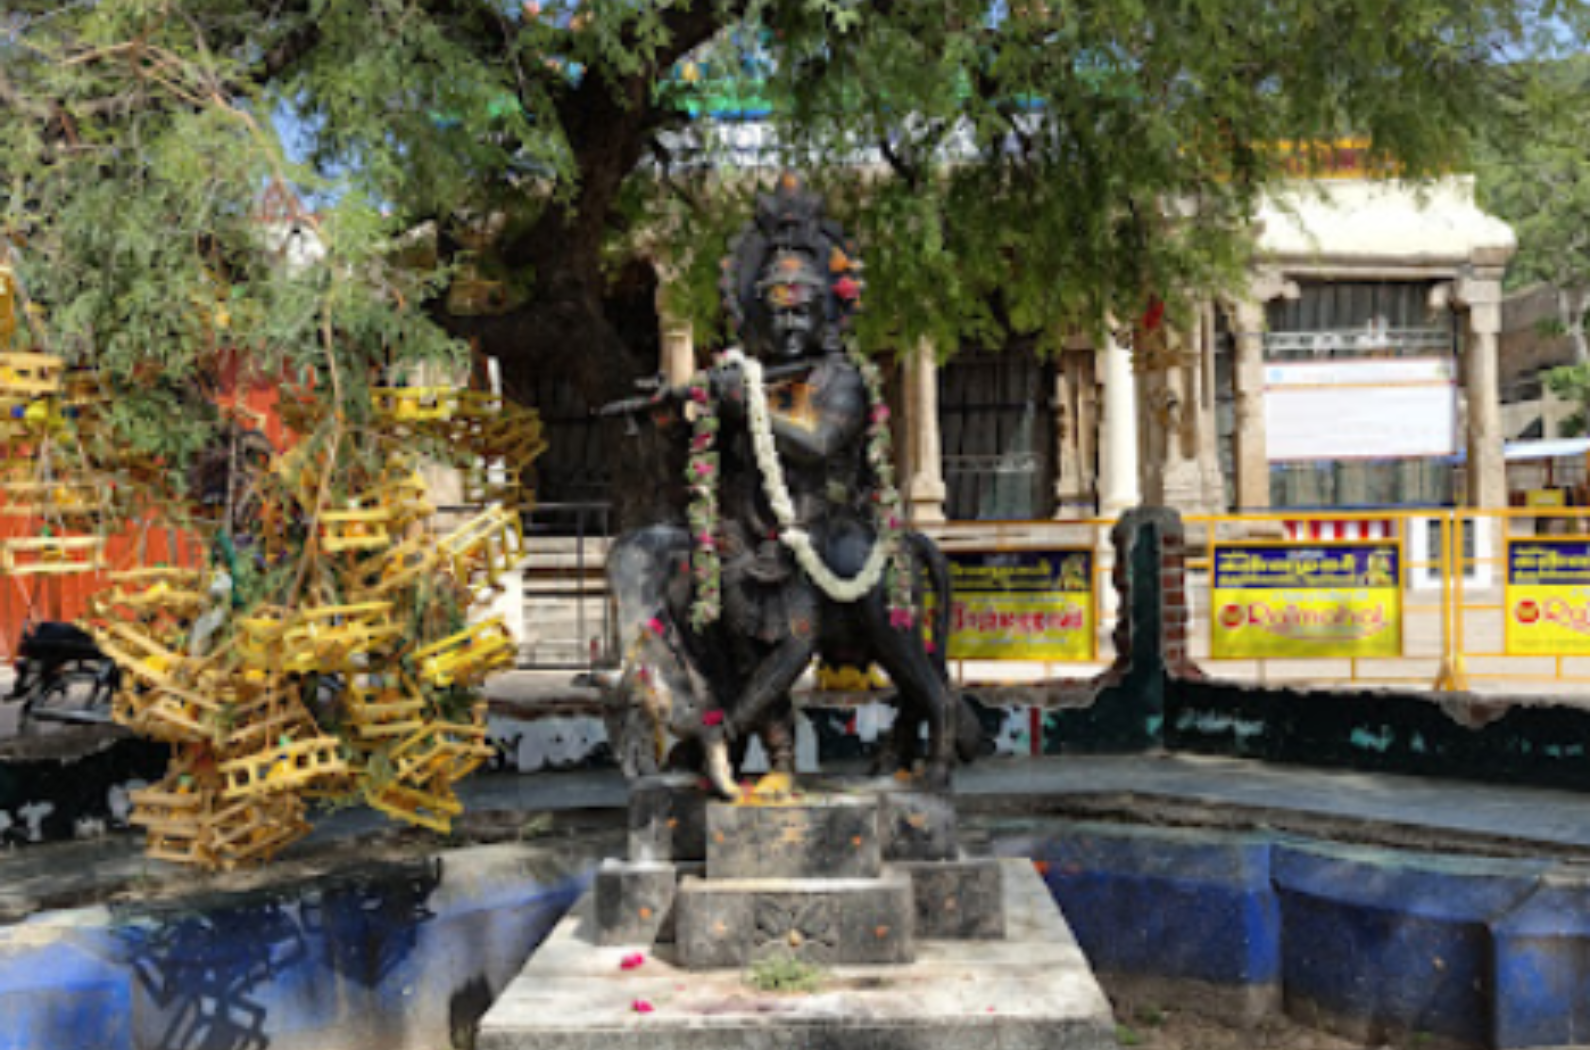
[944,550,1095,662]
[1211,541,1403,659]
[1505,539,1590,655]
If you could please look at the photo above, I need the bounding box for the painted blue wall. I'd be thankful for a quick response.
[1000,824,1279,989]
[0,846,596,1050]
[1003,822,1585,1049]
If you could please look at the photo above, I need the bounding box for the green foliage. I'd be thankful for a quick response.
[1475,54,1590,395]
[745,952,826,994]
[2,0,1582,434]
[645,0,1577,357]
[1476,56,1590,294]
[1,1,467,508]
[1545,363,1590,436]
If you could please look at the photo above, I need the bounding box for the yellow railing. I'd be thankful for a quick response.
[926,507,1590,697]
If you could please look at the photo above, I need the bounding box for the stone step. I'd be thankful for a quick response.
[706,796,881,881]
[674,868,916,969]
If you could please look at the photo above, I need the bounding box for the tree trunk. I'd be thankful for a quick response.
[435,102,680,532]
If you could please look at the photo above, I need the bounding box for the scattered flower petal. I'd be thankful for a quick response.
[620,953,646,970]
[632,999,655,1014]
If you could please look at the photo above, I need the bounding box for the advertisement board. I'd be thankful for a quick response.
[944,550,1095,662]
[1504,538,1590,655]
[1210,541,1403,659]
[1264,357,1458,461]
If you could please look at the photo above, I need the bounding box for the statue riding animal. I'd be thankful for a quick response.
[605,173,980,797]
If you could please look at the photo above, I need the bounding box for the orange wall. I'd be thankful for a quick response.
[1,370,286,661]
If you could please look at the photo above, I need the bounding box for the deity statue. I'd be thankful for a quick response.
[605,172,980,798]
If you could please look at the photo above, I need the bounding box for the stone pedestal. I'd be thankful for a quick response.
[479,785,1114,1050]
[706,796,881,880]
[480,858,1117,1050]
[628,774,708,863]
[899,857,1007,940]
[676,869,917,968]
[878,789,959,861]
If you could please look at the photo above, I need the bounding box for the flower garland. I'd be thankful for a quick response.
[684,372,722,630]
[685,348,914,630]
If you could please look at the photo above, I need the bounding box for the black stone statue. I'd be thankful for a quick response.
[605,173,979,798]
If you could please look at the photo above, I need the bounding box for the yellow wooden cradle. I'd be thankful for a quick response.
[318,503,394,554]
[365,779,464,835]
[0,481,114,519]
[278,601,402,674]
[219,734,349,800]
[342,674,428,742]
[371,387,457,424]
[438,505,525,596]
[412,619,516,688]
[2,534,107,576]
[0,352,64,400]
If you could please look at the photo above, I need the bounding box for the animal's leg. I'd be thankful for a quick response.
[761,699,797,774]
[872,636,955,790]
[870,702,922,777]
[699,635,815,799]
[727,635,816,741]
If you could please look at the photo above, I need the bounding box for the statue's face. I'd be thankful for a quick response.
[757,252,824,361]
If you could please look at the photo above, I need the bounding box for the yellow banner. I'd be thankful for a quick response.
[1210,542,1403,659]
[945,551,1095,662]
[1505,539,1590,655]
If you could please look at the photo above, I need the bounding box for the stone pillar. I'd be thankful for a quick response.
[1097,330,1140,517]
[1053,354,1094,517]
[1230,300,1270,510]
[658,306,696,386]
[1458,273,1506,510]
[902,340,947,524]
[1196,304,1228,509]
[1137,323,1213,514]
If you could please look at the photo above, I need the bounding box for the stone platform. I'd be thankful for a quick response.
[477,858,1118,1050]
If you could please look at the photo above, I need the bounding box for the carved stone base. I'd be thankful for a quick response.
[898,857,1006,939]
[675,869,916,969]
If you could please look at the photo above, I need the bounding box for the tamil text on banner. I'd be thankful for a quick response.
[1505,538,1590,655]
[945,551,1094,662]
[1211,542,1402,659]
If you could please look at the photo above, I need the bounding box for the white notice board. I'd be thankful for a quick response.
[1263,358,1458,461]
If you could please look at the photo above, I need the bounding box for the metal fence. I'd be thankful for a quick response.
[923,508,1590,701]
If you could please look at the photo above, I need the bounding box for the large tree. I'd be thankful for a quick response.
[1477,54,1590,364]
[1,0,1579,521]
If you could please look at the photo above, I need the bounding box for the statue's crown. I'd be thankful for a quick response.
[719,172,865,352]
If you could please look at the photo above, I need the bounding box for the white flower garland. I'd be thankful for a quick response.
[725,349,892,603]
